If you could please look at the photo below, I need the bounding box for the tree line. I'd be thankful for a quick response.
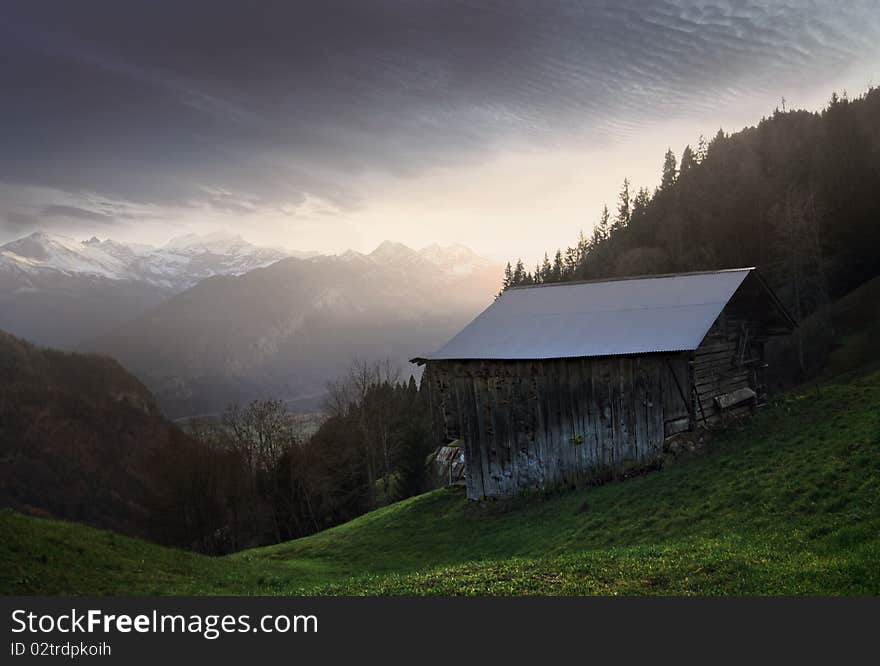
[152,359,432,553]
[502,88,880,377]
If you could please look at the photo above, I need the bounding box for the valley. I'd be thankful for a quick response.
[0,230,502,417]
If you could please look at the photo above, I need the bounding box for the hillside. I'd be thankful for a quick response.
[0,330,194,545]
[3,366,878,595]
[817,277,880,380]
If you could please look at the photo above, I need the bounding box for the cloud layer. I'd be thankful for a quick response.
[1,1,878,244]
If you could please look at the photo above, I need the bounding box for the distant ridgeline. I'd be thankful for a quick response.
[502,87,880,377]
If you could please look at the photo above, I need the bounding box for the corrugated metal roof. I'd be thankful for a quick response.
[416,268,754,361]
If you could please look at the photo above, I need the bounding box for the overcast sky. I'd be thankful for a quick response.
[2,1,879,263]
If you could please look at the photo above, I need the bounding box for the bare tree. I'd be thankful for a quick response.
[224,399,295,475]
[222,399,299,542]
[770,187,832,375]
[324,358,401,507]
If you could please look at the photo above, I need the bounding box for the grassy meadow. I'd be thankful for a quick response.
[2,364,878,595]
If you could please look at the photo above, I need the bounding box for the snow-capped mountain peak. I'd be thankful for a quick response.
[0,232,131,279]
[163,230,249,254]
[0,231,504,354]
[418,242,494,275]
[0,230,288,290]
[334,240,496,275]
[0,231,497,291]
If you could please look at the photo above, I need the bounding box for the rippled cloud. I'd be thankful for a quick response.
[1,1,878,242]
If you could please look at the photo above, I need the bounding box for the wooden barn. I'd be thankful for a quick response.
[413,268,795,500]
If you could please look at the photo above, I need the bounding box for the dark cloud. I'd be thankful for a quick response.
[1,204,116,236]
[3,211,39,232]
[41,205,115,223]
[0,1,877,219]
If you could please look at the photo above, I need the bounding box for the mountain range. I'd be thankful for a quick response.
[0,230,290,347]
[0,230,501,417]
[88,240,501,418]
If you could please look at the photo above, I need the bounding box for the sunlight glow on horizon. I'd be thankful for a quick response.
[3,61,877,269]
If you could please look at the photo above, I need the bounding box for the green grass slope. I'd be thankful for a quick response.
[819,276,880,381]
[3,370,879,595]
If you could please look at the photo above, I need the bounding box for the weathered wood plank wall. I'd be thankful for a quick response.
[691,312,767,426]
[423,353,690,499]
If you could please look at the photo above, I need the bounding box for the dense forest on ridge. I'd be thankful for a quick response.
[503,88,880,376]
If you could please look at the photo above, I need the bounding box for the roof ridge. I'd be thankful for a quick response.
[507,267,754,291]
[482,299,732,318]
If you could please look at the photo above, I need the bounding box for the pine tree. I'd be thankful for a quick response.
[695,134,708,163]
[632,187,650,216]
[564,245,578,278]
[661,149,678,190]
[613,178,631,232]
[595,205,610,244]
[573,230,590,279]
[551,249,564,282]
[540,252,552,282]
[576,230,589,258]
[679,145,696,176]
[391,385,431,502]
[502,262,513,290]
[512,259,525,286]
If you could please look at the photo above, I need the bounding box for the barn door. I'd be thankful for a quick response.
[662,355,692,437]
